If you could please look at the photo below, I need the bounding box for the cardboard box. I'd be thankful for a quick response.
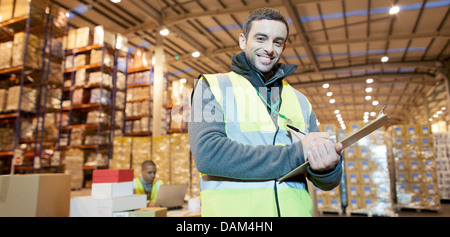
[92,169,134,183]
[138,207,167,217]
[91,181,133,198]
[0,174,71,217]
[70,194,146,217]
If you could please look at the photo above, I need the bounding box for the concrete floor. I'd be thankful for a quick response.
[71,188,450,217]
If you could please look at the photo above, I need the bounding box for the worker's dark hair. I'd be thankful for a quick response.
[142,160,156,170]
[242,7,289,39]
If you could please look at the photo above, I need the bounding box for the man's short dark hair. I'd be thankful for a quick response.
[142,160,156,170]
[242,7,289,39]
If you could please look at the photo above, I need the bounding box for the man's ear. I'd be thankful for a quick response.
[239,33,246,50]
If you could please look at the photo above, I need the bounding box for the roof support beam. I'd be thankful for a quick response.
[282,0,320,72]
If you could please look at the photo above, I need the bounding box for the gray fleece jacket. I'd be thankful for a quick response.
[188,52,342,191]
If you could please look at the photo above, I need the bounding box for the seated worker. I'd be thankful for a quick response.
[133,160,163,207]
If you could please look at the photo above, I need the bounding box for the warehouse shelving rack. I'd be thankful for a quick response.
[0,4,67,175]
[57,30,125,173]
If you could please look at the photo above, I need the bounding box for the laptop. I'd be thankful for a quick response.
[155,184,188,209]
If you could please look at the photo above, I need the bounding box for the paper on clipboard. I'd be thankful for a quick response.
[278,112,389,183]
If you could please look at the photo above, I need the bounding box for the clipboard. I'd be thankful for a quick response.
[278,110,389,183]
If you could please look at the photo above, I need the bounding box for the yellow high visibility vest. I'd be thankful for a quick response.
[198,71,313,217]
[134,178,163,202]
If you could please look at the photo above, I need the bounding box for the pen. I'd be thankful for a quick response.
[286,124,306,136]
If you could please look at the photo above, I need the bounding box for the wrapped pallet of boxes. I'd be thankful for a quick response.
[152,136,170,183]
[344,125,396,217]
[170,134,192,196]
[0,173,71,217]
[0,0,14,22]
[13,0,49,18]
[6,86,36,113]
[0,41,12,69]
[93,25,116,47]
[90,49,114,67]
[90,88,111,105]
[0,89,7,112]
[392,124,441,211]
[88,71,112,87]
[0,127,14,152]
[64,149,84,189]
[131,137,151,178]
[12,32,41,69]
[434,133,450,200]
[112,137,132,169]
[75,27,91,49]
[70,169,146,217]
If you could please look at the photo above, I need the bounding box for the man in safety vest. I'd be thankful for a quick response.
[188,7,343,217]
[133,160,163,207]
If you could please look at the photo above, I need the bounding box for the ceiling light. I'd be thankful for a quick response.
[323,83,329,89]
[363,119,369,123]
[442,107,446,110]
[336,114,341,118]
[327,92,333,97]
[192,51,200,58]
[365,87,372,93]
[370,111,376,116]
[363,115,369,120]
[180,78,187,84]
[381,56,389,62]
[389,6,400,14]
[437,111,443,115]
[110,0,121,3]
[338,117,343,122]
[334,110,340,114]
[429,118,433,121]
[329,99,335,104]
[372,100,379,106]
[159,28,169,36]
[365,95,372,100]
[433,114,438,118]
[366,78,374,84]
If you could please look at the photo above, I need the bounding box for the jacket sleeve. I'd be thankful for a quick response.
[188,79,306,180]
[306,110,343,191]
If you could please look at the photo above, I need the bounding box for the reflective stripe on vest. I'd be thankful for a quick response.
[198,72,314,217]
[134,178,162,202]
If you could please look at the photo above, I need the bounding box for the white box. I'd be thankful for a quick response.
[70,195,146,217]
[91,181,133,198]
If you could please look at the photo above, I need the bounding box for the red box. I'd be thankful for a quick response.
[92,169,134,183]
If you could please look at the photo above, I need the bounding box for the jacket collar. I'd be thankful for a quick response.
[231,51,297,89]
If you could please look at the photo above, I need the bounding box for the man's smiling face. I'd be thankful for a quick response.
[239,19,287,75]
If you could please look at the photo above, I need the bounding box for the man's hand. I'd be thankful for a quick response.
[301,132,343,173]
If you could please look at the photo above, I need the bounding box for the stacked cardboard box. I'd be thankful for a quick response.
[392,124,441,210]
[0,41,12,69]
[0,89,7,112]
[315,185,342,214]
[5,86,36,113]
[343,122,395,216]
[63,149,84,189]
[90,88,111,105]
[0,0,14,22]
[93,26,116,47]
[0,174,71,217]
[433,133,450,200]
[0,127,14,152]
[70,169,146,217]
[12,32,41,69]
[13,0,49,18]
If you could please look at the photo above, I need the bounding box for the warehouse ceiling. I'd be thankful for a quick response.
[50,0,450,128]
